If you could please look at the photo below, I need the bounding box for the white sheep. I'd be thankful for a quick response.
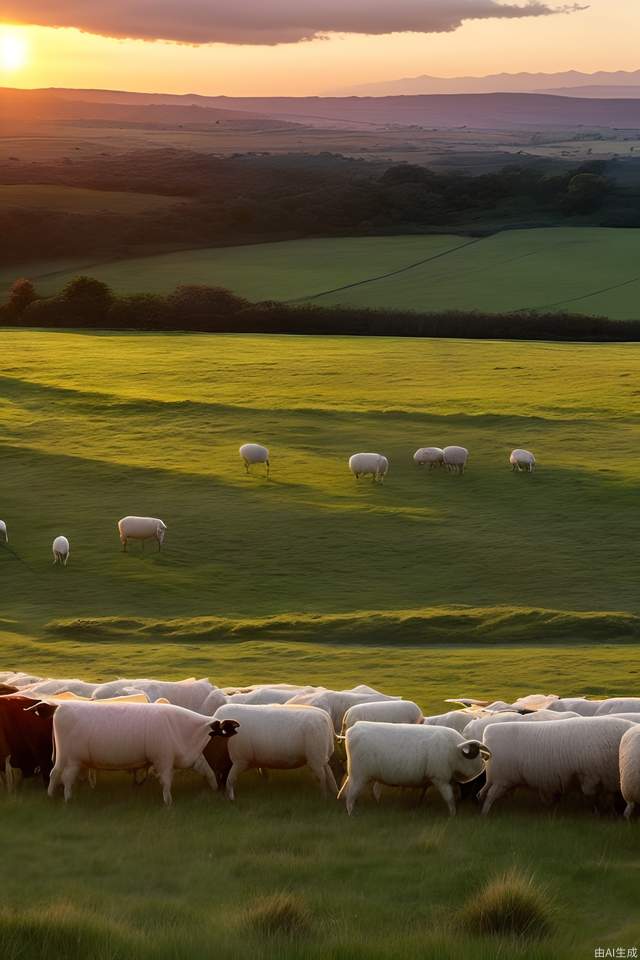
[348,453,389,483]
[287,688,400,734]
[442,446,469,475]
[118,516,166,552]
[338,721,490,816]
[423,710,482,733]
[595,698,640,715]
[0,521,7,543]
[546,698,602,716]
[52,536,69,566]
[213,702,338,799]
[619,726,640,819]
[341,699,423,735]
[463,709,580,741]
[479,717,636,814]
[510,449,536,473]
[413,448,444,470]
[239,443,270,477]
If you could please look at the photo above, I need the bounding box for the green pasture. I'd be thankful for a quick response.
[1,330,640,959]
[7,228,640,319]
[0,330,639,638]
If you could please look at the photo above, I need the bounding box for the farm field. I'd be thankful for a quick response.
[0,184,180,214]
[9,227,640,319]
[2,330,640,958]
[1,330,639,638]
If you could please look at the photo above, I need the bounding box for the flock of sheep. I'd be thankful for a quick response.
[0,443,535,565]
[1,672,639,820]
[245,441,537,484]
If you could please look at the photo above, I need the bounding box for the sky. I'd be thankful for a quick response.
[0,0,637,97]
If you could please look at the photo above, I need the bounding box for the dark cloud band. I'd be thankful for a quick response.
[0,1,586,45]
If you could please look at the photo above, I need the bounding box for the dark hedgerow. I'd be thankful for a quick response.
[1,277,639,341]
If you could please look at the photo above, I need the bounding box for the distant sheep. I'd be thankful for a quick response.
[239,443,270,477]
[595,698,640,716]
[52,536,69,566]
[620,726,640,819]
[463,709,580,741]
[349,453,389,483]
[423,710,481,733]
[0,521,7,543]
[118,516,166,552]
[443,446,469,475]
[510,449,536,473]
[413,447,444,470]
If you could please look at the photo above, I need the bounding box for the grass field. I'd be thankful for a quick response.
[2,330,640,959]
[8,228,640,319]
[0,184,179,215]
[1,330,640,638]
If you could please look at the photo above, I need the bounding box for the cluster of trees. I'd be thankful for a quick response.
[2,276,638,342]
[0,150,613,266]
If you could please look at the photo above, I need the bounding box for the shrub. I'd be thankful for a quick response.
[245,892,311,938]
[459,870,553,939]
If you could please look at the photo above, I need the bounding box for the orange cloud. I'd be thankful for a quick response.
[0,1,586,45]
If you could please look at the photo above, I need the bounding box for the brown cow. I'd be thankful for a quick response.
[0,684,18,697]
[0,696,56,789]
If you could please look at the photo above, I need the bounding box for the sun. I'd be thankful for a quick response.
[0,29,28,73]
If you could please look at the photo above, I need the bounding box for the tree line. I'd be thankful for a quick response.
[1,276,638,342]
[0,151,613,266]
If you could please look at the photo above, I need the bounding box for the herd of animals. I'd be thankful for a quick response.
[1,672,639,819]
[0,443,534,566]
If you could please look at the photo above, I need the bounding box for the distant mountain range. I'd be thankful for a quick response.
[5,86,640,131]
[330,69,640,98]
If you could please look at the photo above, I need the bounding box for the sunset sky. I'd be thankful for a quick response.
[0,0,637,96]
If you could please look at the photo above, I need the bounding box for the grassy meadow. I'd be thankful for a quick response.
[0,184,178,215]
[2,329,640,959]
[8,228,640,319]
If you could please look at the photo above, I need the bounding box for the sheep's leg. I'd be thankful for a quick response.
[192,754,218,793]
[122,538,128,553]
[372,782,382,803]
[433,779,457,816]
[243,459,249,474]
[61,762,81,802]
[339,774,366,815]
[47,763,62,798]
[309,759,330,796]
[265,459,270,478]
[225,759,249,801]
[323,763,338,797]
[153,762,173,806]
[480,781,508,816]
[624,801,636,820]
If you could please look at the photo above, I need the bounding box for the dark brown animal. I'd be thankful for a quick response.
[0,684,18,696]
[0,697,56,787]
[203,718,240,787]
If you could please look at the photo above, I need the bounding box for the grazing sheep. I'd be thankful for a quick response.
[52,536,69,566]
[348,453,389,483]
[341,699,423,735]
[227,686,315,705]
[213,703,337,800]
[239,443,270,477]
[0,521,7,543]
[338,722,490,816]
[479,717,635,814]
[619,726,640,819]
[413,448,444,470]
[596,698,640,716]
[48,701,238,805]
[463,709,580,741]
[18,679,99,699]
[92,678,222,714]
[423,710,482,733]
[287,689,399,734]
[510,449,536,473]
[118,516,166,552]
[442,446,469,475]
[547,698,603,716]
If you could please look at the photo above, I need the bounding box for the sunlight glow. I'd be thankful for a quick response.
[0,29,28,73]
